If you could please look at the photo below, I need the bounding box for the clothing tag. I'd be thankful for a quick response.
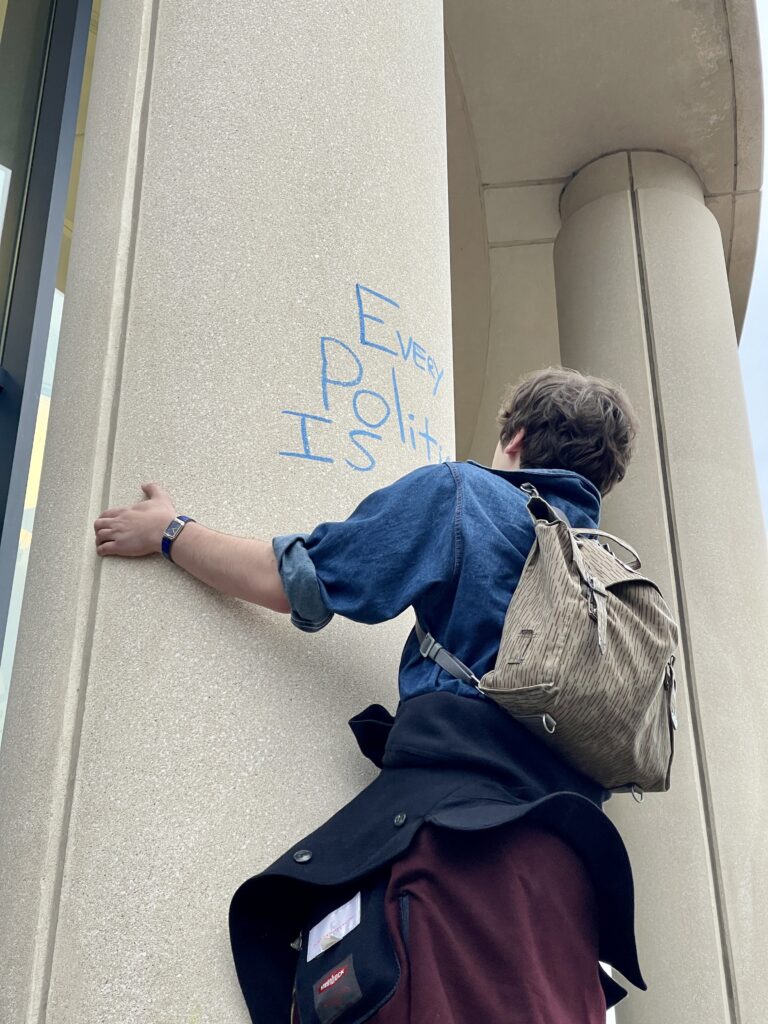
[307,892,361,962]
[313,954,362,1024]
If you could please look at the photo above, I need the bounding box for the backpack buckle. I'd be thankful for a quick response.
[418,632,442,661]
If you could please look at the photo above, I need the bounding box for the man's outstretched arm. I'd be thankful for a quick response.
[93,482,291,614]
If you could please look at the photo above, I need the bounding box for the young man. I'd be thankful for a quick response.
[94,366,645,1024]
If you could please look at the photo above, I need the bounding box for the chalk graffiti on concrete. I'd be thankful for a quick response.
[279,284,450,472]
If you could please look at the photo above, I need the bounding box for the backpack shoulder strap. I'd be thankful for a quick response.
[521,483,591,581]
[414,619,481,686]
[521,482,571,527]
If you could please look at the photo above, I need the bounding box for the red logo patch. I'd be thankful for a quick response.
[313,954,362,1023]
[319,966,347,993]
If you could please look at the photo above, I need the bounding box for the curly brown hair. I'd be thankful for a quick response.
[497,367,639,495]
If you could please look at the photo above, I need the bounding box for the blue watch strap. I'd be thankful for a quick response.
[161,515,195,562]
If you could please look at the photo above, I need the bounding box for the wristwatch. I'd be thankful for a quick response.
[161,515,195,562]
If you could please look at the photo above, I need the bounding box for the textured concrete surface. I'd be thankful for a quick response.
[0,2,154,1022]
[728,0,765,193]
[443,0,761,340]
[466,244,561,464]
[0,2,453,1022]
[452,138,754,466]
[556,151,768,1024]
[443,0,752,192]
[445,42,490,462]
[637,181,768,1024]
[1,2,764,1021]
[729,190,763,333]
[483,183,562,244]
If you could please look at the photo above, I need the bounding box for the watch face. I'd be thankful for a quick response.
[165,519,183,540]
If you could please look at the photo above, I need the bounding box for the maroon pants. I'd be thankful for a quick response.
[373,821,606,1024]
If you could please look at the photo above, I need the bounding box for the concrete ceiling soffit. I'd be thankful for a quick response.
[443,0,763,336]
[729,190,761,333]
[726,0,763,193]
[443,0,761,197]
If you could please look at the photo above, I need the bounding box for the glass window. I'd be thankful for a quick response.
[0,0,56,357]
[0,0,99,744]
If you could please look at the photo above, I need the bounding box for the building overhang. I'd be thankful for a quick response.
[445,0,763,456]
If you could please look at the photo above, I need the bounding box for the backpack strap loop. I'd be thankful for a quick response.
[573,529,642,570]
[414,619,482,686]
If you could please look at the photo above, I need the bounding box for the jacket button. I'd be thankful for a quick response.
[393,813,407,827]
[293,849,312,863]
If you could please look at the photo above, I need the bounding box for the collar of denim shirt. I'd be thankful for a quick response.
[465,461,602,525]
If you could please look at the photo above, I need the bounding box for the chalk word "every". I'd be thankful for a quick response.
[354,285,446,397]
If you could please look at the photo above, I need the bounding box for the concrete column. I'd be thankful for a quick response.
[555,151,768,1024]
[0,2,453,1022]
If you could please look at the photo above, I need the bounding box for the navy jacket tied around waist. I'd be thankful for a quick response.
[229,693,645,1022]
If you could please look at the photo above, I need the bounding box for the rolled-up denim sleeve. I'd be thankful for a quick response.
[275,465,459,630]
[272,533,334,633]
[303,464,459,625]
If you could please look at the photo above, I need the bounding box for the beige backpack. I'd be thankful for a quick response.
[416,484,679,794]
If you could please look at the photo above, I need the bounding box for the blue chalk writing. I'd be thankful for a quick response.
[396,330,413,361]
[356,284,400,356]
[392,328,444,394]
[279,411,334,463]
[391,366,406,443]
[352,388,391,430]
[321,336,363,411]
[417,416,438,463]
[345,429,381,472]
[280,284,451,474]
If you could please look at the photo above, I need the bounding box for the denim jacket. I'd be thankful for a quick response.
[273,460,601,701]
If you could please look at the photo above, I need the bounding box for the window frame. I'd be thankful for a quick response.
[0,0,93,649]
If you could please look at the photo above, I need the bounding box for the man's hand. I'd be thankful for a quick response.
[94,482,177,558]
[93,483,290,613]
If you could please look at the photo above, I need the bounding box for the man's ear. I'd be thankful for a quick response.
[504,428,525,457]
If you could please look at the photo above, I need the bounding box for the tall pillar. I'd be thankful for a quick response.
[555,151,768,1023]
[0,2,454,1022]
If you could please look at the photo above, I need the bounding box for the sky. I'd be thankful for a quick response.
[739,0,768,532]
